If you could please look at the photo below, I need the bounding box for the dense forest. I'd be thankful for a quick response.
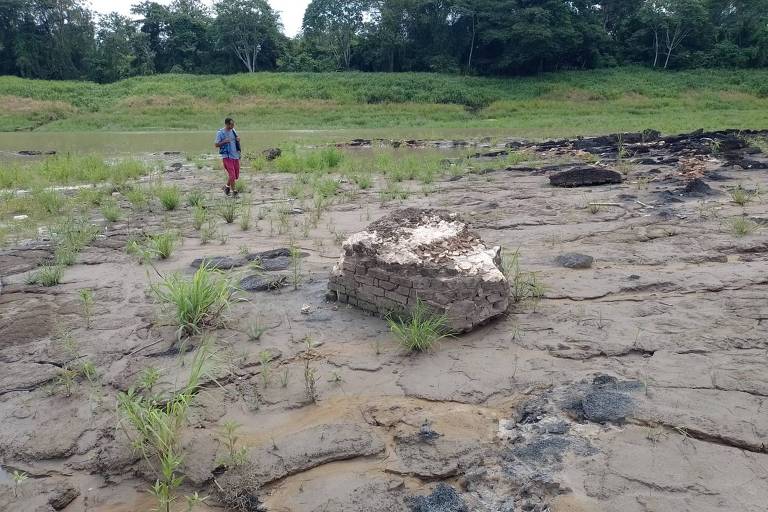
[0,0,766,82]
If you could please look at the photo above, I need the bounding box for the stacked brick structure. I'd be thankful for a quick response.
[328,208,509,332]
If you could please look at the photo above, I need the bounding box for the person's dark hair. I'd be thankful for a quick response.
[224,117,234,125]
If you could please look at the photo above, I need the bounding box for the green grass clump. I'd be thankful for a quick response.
[148,232,179,259]
[186,189,205,207]
[388,299,450,352]
[30,265,64,286]
[156,186,181,211]
[192,205,207,230]
[728,184,759,206]
[218,200,239,223]
[727,216,759,236]
[152,264,236,338]
[101,200,121,222]
[117,343,211,512]
[125,186,150,209]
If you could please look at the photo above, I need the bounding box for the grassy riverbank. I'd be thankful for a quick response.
[0,68,767,136]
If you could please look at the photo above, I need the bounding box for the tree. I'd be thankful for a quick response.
[213,0,282,72]
[302,0,370,69]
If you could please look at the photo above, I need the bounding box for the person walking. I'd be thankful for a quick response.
[215,117,241,196]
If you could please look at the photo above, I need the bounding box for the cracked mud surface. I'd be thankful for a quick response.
[1,129,768,511]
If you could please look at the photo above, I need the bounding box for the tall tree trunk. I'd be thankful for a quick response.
[652,30,659,68]
[466,14,475,74]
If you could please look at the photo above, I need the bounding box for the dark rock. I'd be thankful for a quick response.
[262,147,281,160]
[191,255,246,270]
[592,374,618,387]
[259,255,290,271]
[407,483,468,512]
[582,389,633,424]
[17,150,56,156]
[239,274,286,292]
[549,166,622,187]
[732,159,768,170]
[555,253,593,269]
[166,162,183,171]
[247,248,291,261]
[680,178,714,196]
[49,485,80,510]
[511,435,571,464]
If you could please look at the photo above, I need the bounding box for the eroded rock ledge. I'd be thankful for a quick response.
[328,208,508,332]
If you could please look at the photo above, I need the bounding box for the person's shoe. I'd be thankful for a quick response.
[222,186,230,196]
[232,189,239,198]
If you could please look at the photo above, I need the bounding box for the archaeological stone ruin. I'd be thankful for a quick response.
[328,208,509,332]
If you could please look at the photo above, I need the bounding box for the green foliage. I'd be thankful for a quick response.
[727,216,759,237]
[156,186,181,211]
[388,299,450,352]
[192,206,207,230]
[148,232,179,260]
[218,200,239,224]
[152,265,236,338]
[186,190,206,207]
[30,265,64,286]
[728,184,759,206]
[101,200,121,222]
[79,288,94,329]
[216,420,248,468]
[501,249,546,311]
[117,344,211,512]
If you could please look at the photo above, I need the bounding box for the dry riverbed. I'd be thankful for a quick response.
[1,129,768,512]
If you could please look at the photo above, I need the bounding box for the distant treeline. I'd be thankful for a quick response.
[0,0,766,83]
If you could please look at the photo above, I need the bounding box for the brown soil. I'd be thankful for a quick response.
[1,130,768,512]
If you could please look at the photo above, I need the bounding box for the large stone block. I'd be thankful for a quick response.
[328,208,509,332]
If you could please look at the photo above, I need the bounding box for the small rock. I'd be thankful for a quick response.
[262,147,282,161]
[191,255,246,270]
[300,304,311,315]
[13,215,29,221]
[680,178,714,196]
[555,253,593,269]
[48,485,80,510]
[239,274,286,292]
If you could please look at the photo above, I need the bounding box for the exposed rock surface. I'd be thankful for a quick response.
[549,166,622,187]
[329,208,509,332]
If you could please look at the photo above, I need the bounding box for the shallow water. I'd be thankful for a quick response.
[0,127,511,156]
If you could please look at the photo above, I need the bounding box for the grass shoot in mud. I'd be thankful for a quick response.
[728,184,759,206]
[117,343,212,512]
[501,249,546,310]
[218,199,239,224]
[156,185,181,211]
[387,299,450,352]
[727,216,760,237]
[152,264,237,339]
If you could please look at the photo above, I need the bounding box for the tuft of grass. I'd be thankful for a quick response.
[148,231,179,260]
[218,200,239,224]
[728,184,759,206]
[101,200,121,222]
[186,189,206,207]
[501,249,546,310]
[30,264,64,286]
[79,288,94,329]
[387,299,450,352]
[151,264,236,338]
[727,216,759,237]
[192,205,207,230]
[117,343,211,512]
[239,201,252,231]
[156,186,181,211]
[246,318,268,341]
